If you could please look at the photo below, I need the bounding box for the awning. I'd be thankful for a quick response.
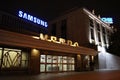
[0,29,97,56]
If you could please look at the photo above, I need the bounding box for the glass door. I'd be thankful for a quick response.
[40,54,75,73]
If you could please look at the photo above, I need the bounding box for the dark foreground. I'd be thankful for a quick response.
[0,70,120,80]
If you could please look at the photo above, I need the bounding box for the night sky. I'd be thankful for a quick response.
[0,0,119,26]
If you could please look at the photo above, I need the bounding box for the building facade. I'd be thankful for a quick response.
[0,10,97,74]
[49,8,120,70]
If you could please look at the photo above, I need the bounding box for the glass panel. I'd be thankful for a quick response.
[71,58,75,63]
[0,48,2,66]
[72,65,75,70]
[68,57,71,63]
[98,32,101,42]
[9,51,21,67]
[61,19,67,39]
[40,55,46,63]
[47,55,52,63]
[40,64,45,72]
[68,64,72,71]
[53,56,57,63]
[89,18,94,27]
[21,51,28,68]
[53,64,59,71]
[91,28,94,40]
[58,56,62,63]
[2,49,21,68]
[96,23,100,31]
[21,60,28,68]
[63,64,67,71]
[0,60,1,66]
[63,56,67,63]
[39,54,75,72]
[102,26,106,34]
[22,52,28,60]
[58,64,62,71]
[103,34,106,44]
[51,23,57,36]
[0,48,2,59]
[46,64,52,72]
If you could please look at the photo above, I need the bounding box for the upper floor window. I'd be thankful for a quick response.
[61,19,67,39]
[98,32,101,42]
[89,18,94,27]
[51,23,57,36]
[96,23,100,31]
[103,34,106,44]
[102,26,106,34]
[90,28,94,40]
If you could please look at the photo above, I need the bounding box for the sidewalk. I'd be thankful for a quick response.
[0,72,80,80]
[0,70,120,80]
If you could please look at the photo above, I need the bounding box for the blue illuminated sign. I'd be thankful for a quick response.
[18,11,48,27]
[101,17,113,24]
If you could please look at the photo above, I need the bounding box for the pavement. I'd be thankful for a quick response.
[0,70,120,80]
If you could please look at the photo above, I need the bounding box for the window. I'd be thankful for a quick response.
[0,15,2,24]
[61,19,67,39]
[53,56,57,63]
[89,18,94,27]
[63,56,67,63]
[103,34,106,44]
[63,64,67,71]
[89,18,95,42]
[0,13,46,36]
[102,26,106,34]
[96,23,100,31]
[106,29,111,44]
[0,48,2,66]
[0,48,28,70]
[47,55,52,63]
[40,55,46,72]
[98,32,101,42]
[58,56,63,71]
[51,23,57,36]
[71,58,75,63]
[58,56,62,63]
[90,28,94,40]
[102,26,106,44]
[2,48,22,68]
[21,51,28,68]
[46,64,52,71]
[40,55,46,63]
[40,64,45,72]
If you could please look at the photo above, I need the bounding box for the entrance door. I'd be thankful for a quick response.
[40,54,75,73]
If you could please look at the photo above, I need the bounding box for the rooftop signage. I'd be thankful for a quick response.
[101,17,113,24]
[18,11,48,27]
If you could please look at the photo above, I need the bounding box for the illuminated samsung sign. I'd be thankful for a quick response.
[101,17,113,24]
[18,11,48,27]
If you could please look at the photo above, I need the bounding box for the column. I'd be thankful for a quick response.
[29,49,40,74]
[75,54,82,71]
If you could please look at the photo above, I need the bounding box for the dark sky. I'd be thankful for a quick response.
[0,0,120,26]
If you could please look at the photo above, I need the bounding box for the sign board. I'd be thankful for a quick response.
[101,17,113,24]
[18,11,48,27]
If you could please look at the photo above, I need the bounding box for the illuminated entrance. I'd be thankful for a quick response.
[0,48,28,71]
[40,54,75,72]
